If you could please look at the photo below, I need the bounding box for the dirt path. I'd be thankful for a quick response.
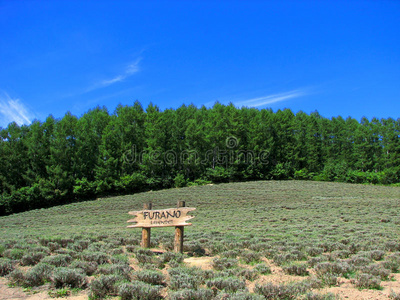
[2,262,400,299]
[0,278,87,300]
[322,273,400,300]
[0,278,48,300]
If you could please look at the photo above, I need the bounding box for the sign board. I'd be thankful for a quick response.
[127,207,195,228]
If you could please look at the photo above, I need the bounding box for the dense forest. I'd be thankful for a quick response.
[1,101,399,215]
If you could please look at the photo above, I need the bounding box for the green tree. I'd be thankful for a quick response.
[46,112,78,203]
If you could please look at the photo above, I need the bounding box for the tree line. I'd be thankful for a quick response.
[1,101,399,215]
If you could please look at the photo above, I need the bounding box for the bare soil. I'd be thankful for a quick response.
[0,278,87,300]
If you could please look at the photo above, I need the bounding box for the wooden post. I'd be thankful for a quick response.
[141,203,152,248]
[174,201,185,253]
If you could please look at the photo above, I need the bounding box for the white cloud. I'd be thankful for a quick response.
[236,89,308,107]
[0,93,35,128]
[87,58,142,92]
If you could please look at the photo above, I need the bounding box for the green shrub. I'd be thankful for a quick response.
[254,263,271,275]
[353,273,381,290]
[386,242,400,252]
[134,249,156,265]
[303,292,337,300]
[318,241,347,253]
[73,177,97,199]
[59,238,75,248]
[38,237,58,247]
[110,254,129,264]
[134,269,165,285]
[348,255,372,267]
[98,263,132,279]
[52,267,87,289]
[240,251,262,264]
[81,251,109,265]
[41,254,72,267]
[109,248,124,256]
[3,248,24,260]
[174,173,187,188]
[307,256,328,268]
[212,257,238,270]
[168,260,180,269]
[8,269,25,286]
[273,253,297,266]
[238,268,259,281]
[169,272,200,290]
[349,243,362,254]
[70,260,98,275]
[20,252,46,266]
[229,291,265,300]
[169,265,210,287]
[306,247,324,257]
[209,243,225,255]
[168,288,214,300]
[54,248,77,258]
[332,250,351,259]
[383,254,400,272]
[134,248,153,256]
[28,245,50,253]
[370,250,385,261]
[254,282,310,299]
[283,263,309,276]
[314,261,352,278]
[220,250,239,259]
[118,281,163,300]
[290,250,307,261]
[216,269,238,278]
[205,166,232,183]
[206,277,246,293]
[317,273,338,287]
[48,288,71,298]
[361,263,391,280]
[0,258,14,276]
[23,263,54,287]
[160,251,184,264]
[126,245,136,253]
[68,240,90,252]
[115,172,147,194]
[184,241,206,257]
[0,244,5,257]
[89,274,124,299]
[87,242,110,252]
[249,242,271,252]
[294,169,311,180]
[47,242,61,252]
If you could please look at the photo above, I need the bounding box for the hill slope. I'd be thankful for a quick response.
[1,181,400,299]
[1,180,399,244]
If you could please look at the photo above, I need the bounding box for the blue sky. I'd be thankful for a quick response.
[0,0,399,128]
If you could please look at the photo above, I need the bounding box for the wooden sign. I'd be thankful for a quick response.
[127,207,195,228]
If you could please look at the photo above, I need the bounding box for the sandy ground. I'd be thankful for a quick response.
[184,256,214,269]
[0,278,87,300]
[185,257,400,300]
[1,258,400,299]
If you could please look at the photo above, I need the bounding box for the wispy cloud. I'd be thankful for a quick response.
[236,89,308,107]
[0,92,35,128]
[87,58,142,92]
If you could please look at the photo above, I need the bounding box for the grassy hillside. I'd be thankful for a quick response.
[1,181,400,299]
[1,180,399,244]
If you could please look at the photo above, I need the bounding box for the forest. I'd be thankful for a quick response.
[0,101,399,215]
